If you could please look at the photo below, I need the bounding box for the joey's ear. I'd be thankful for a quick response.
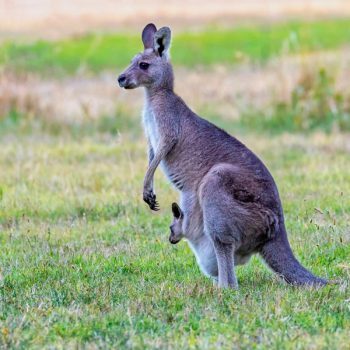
[172,202,183,219]
[154,26,171,58]
[142,23,157,49]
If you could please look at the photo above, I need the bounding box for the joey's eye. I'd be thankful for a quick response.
[139,62,149,70]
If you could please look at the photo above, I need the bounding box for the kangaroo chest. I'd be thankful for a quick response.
[142,100,186,190]
[142,105,159,151]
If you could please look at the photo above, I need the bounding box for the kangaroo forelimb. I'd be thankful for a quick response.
[143,139,176,210]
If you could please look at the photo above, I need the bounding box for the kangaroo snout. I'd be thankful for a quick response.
[169,226,181,244]
[118,73,136,89]
[117,74,127,87]
[169,235,180,244]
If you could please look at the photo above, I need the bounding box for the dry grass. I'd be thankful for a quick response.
[2,48,350,124]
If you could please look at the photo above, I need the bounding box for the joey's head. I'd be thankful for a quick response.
[118,23,174,91]
[169,202,184,244]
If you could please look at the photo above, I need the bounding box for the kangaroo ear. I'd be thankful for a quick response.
[172,202,183,219]
[154,27,171,58]
[142,23,157,50]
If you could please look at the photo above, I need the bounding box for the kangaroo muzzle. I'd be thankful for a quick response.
[118,74,137,89]
[169,235,181,244]
[117,74,126,87]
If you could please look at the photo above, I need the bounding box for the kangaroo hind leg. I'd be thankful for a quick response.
[212,239,237,289]
[203,204,238,289]
[200,172,242,289]
[199,163,268,289]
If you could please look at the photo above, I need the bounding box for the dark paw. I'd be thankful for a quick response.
[143,190,159,211]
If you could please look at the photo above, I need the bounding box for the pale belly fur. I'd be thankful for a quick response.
[142,107,159,151]
[187,236,251,280]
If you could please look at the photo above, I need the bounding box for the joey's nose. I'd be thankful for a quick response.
[169,237,180,244]
[118,74,126,86]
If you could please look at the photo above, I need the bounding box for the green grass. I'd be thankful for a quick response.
[1,19,350,74]
[0,119,349,349]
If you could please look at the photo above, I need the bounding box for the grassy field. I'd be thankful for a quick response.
[1,19,350,74]
[1,17,350,349]
[0,118,349,349]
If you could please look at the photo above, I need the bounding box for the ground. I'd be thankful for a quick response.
[1,127,349,349]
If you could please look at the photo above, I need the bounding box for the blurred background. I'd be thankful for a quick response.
[1,0,350,133]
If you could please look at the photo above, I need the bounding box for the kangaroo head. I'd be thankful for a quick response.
[169,202,184,244]
[118,23,173,90]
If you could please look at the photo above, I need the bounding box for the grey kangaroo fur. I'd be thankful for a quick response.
[118,23,327,288]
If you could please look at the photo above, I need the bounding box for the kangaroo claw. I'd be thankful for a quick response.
[143,189,160,211]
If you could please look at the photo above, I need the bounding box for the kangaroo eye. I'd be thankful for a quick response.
[139,62,150,70]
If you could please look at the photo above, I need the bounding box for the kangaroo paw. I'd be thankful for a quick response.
[143,189,160,211]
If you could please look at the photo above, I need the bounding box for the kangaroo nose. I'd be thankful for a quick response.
[118,74,126,86]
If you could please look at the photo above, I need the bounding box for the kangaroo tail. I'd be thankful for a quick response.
[260,226,327,286]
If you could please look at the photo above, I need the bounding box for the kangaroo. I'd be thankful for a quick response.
[118,23,327,288]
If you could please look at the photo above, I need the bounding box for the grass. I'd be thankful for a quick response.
[0,117,349,348]
[1,19,350,74]
[0,108,140,139]
[239,68,350,133]
[2,66,350,137]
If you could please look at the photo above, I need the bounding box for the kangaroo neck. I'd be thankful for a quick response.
[145,86,174,103]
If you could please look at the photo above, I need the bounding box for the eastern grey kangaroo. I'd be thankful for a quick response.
[118,23,327,288]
